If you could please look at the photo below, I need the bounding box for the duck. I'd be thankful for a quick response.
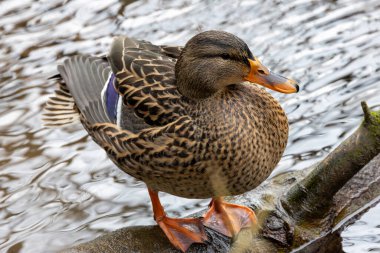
[43,30,299,252]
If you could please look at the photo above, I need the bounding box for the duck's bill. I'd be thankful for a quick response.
[244,59,299,94]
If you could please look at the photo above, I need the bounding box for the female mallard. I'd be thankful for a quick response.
[44,30,298,252]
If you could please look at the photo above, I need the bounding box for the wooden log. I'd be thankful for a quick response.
[282,102,380,220]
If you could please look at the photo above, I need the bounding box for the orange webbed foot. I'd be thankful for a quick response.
[148,188,207,252]
[156,216,207,252]
[203,197,257,237]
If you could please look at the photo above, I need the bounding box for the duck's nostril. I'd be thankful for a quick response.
[258,69,265,75]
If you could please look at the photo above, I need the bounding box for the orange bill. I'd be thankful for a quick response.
[244,58,299,94]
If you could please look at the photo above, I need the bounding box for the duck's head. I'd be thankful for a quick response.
[175,30,299,99]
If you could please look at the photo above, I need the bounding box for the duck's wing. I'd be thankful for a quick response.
[85,115,195,165]
[43,37,184,130]
[43,54,201,189]
[43,55,149,133]
[43,56,111,127]
[108,36,186,127]
[83,116,201,192]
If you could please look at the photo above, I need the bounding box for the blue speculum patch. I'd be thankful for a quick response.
[103,73,119,123]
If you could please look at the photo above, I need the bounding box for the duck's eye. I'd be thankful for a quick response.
[220,53,230,60]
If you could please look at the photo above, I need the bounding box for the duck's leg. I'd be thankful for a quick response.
[203,197,257,237]
[148,188,207,252]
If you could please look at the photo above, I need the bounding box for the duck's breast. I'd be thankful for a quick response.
[185,84,289,197]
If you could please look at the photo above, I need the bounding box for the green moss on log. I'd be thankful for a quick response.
[282,102,380,221]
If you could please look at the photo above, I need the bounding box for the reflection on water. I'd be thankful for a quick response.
[0,0,380,252]
[342,202,380,252]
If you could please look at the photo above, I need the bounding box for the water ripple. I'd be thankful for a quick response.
[0,0,379,252]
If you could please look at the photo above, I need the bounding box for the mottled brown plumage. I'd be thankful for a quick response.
[86,84,288,198]
[44,30,298,252]
[80,31,288,198]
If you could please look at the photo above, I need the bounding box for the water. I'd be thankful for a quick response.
[1,0,380,252]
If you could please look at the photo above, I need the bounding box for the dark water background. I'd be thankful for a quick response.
[1,0,380,252]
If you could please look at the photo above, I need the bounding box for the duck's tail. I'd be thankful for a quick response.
[42,79,80,127]
[42,55,112,127]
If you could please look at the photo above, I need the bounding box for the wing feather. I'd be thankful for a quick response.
[108,37,186,127]
[83,116,197,169]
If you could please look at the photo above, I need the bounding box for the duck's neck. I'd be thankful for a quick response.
[175,68,221,99]
[176,78,218,99]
